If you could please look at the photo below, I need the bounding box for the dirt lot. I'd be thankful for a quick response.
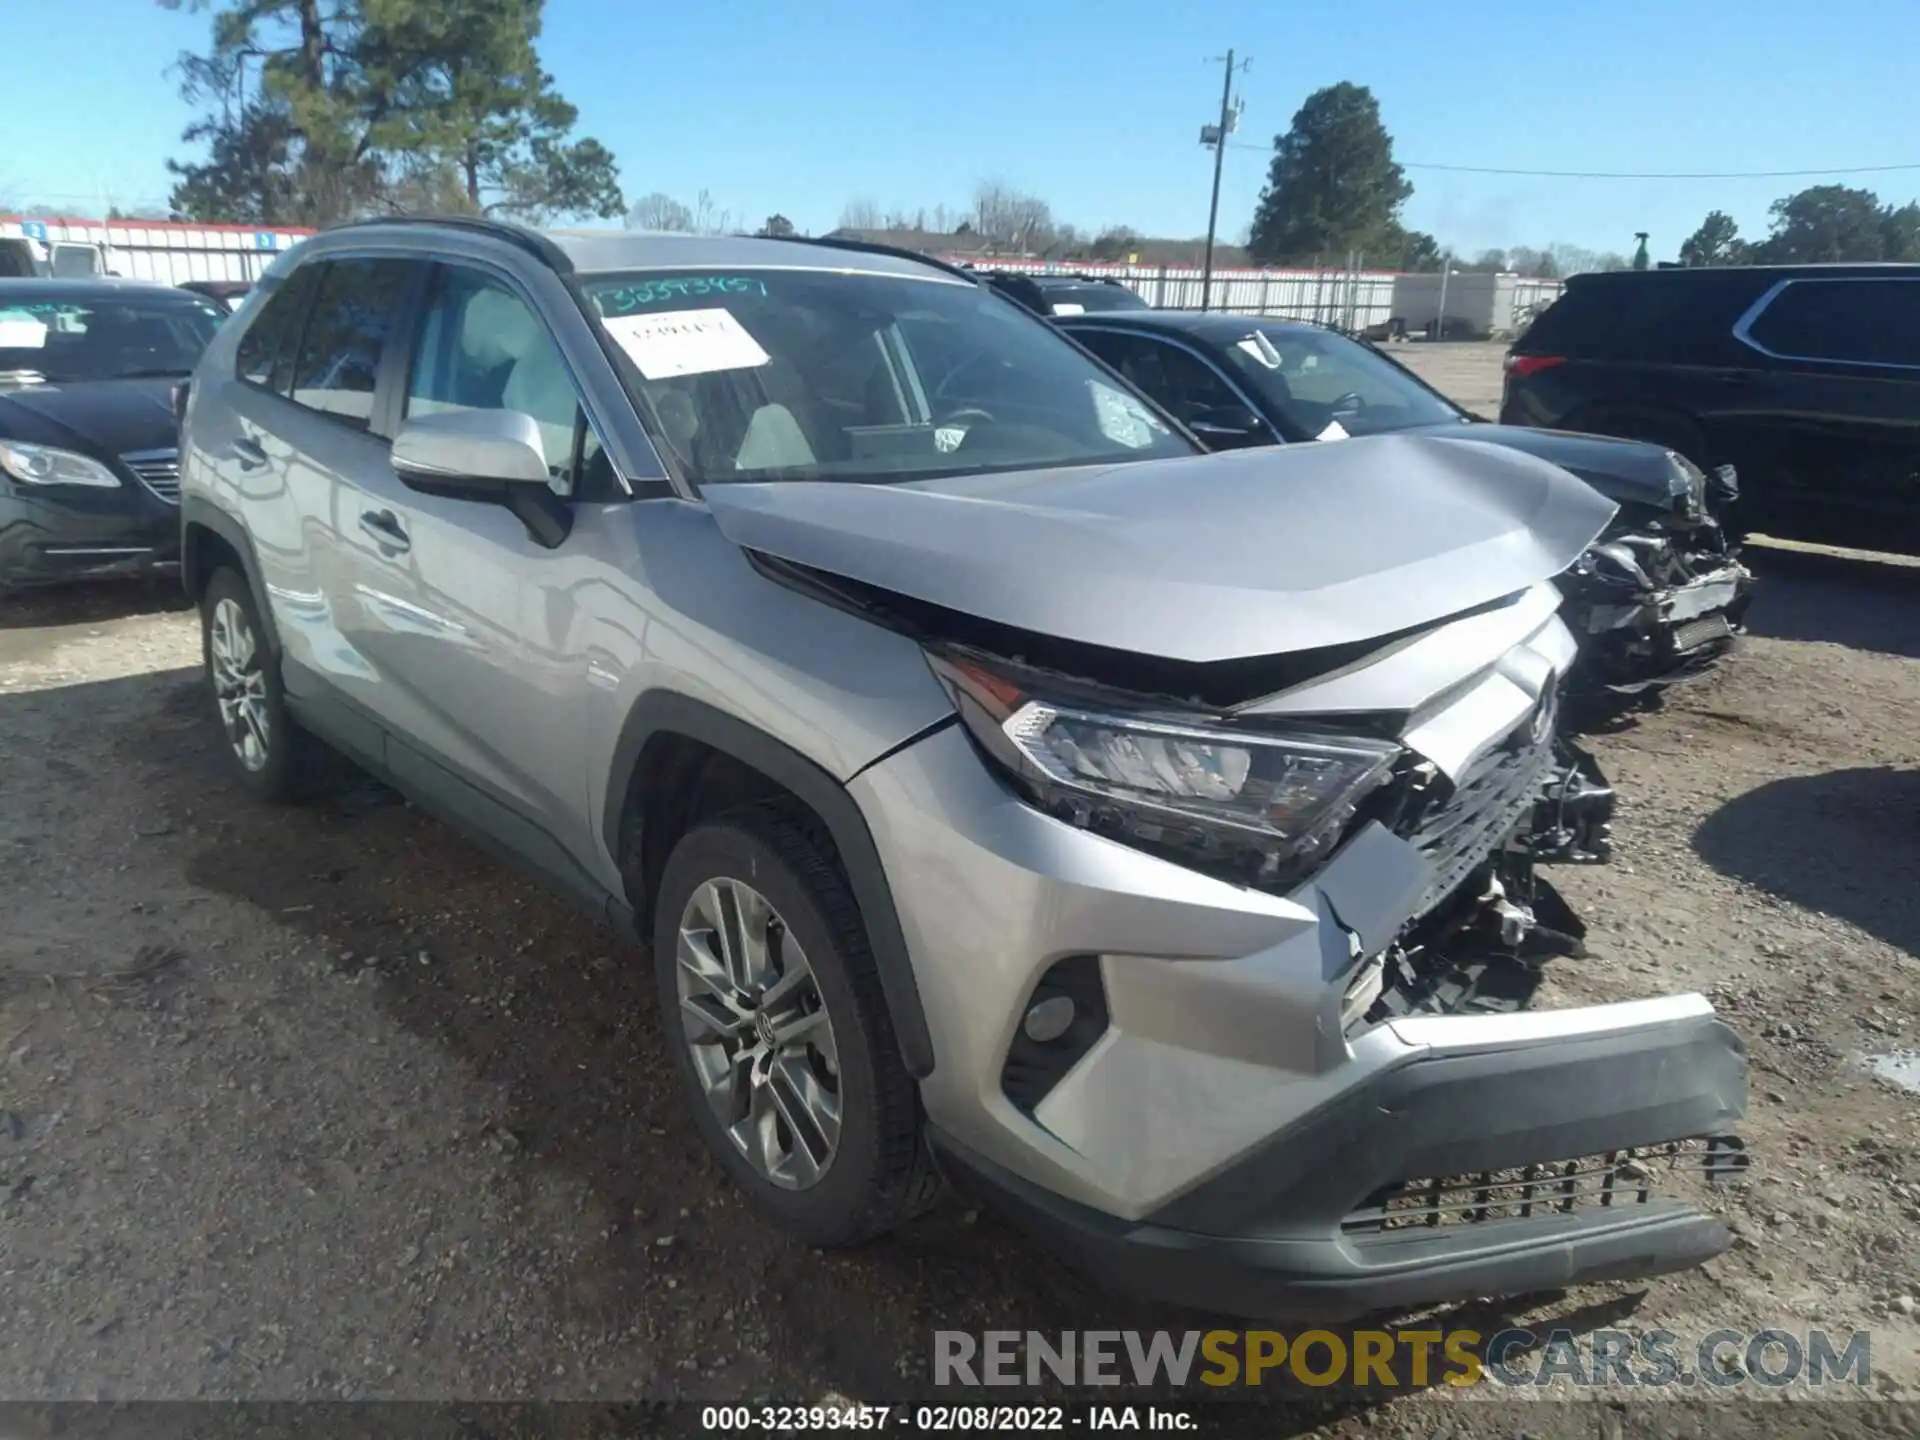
[3,344,1918,1433]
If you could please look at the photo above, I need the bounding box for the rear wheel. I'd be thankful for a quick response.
[650,805,938,1247]
[200,567,318,801]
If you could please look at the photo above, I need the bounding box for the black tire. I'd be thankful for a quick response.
[649,804,938,1247]
[199,566,319,802]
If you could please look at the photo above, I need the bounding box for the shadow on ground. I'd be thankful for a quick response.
[0,668,1641,1423]
[1740,542,1920,660]
[0,578,192,631]
[1694,765,1920,957]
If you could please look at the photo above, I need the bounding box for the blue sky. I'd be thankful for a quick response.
[9,0,1920,261]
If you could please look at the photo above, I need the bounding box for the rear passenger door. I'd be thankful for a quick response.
[264,255,420,747]
[1729,276,1920,545]
[203,256,406,728]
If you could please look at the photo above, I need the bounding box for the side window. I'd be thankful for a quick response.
[405,266,585,493]
[1071,328,1135,373]
[1744,279,1920,368]
[289,258,414,429]
[1082,333,1236,420]
[236,264,320,390]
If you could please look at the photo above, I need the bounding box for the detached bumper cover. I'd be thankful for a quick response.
[935,1009,1747,1321]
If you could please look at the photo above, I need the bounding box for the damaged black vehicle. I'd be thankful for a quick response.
[1054,309,1756,706]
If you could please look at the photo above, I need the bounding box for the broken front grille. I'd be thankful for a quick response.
[1342,1135,1750,1234]
[122,448,180,503]
[1400,724,1554,919]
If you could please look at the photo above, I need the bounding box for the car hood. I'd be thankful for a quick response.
[0,377,180,458]
[1400,421,1686,509]
[703,433,1618,663]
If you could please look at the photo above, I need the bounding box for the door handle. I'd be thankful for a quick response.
[358,508,411,554]
[231,435,268,470]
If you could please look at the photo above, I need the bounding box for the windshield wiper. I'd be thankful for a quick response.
[108,367,195,380]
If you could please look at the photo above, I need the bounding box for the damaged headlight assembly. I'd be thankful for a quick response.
[928,650,1399,883]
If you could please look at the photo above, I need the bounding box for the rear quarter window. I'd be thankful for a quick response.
[1741,278,1920,368]
[1521,274,1762,365]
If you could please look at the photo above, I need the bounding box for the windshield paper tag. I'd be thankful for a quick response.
[1317,419,1349,441]
[1050,302,1086,316]
[601,307,770,380]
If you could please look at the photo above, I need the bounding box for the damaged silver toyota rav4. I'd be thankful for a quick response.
[178,220,1748,1320]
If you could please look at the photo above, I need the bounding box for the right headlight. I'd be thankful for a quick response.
[929,650,1400,881]
[0,440,121,489]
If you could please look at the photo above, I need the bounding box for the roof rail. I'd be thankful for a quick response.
[318,214,574,274]
[779,234,983,285]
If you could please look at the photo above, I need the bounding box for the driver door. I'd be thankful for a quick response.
[337,262,599,861]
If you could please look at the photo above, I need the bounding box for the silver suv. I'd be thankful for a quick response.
[177,219,1748,1319]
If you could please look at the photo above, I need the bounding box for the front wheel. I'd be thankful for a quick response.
[651,805,938,1247]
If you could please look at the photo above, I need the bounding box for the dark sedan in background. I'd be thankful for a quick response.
[1054,308,1754,700]
[0,279,225,591]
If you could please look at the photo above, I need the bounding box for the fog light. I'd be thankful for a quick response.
[1023,996,1076,1043]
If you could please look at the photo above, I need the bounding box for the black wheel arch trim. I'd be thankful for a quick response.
[180,495,283,656]
[604,690,937,1078]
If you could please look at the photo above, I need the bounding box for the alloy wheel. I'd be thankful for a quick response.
[209,597,270,772]
[675,877,842,1190]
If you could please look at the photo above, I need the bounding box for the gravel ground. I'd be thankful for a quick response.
[3,345,1918,1434]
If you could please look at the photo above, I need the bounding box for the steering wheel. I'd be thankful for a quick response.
[1328,390,1365,415]
[933,406,995,453]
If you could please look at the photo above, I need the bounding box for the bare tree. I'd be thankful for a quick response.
[691,189,734,235]
[628,192,693,232]
[838,197,882,231]
[972,180,1054,254]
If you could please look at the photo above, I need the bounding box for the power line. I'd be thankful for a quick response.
[1221,143,1920,181]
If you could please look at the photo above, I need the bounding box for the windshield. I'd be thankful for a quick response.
[0,295,225,381]
[1222,325,1466,438]
[582,268,1193,486]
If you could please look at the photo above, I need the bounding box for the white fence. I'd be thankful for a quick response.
[1,216,313,284]
[956,256,1563,338]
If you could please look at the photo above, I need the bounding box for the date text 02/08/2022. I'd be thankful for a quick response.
[699,1404,1199,1432]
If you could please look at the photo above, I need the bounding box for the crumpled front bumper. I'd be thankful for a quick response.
[932,1001,1747,1322]
[857,710,1748,1319]
[1562,559,1756,696]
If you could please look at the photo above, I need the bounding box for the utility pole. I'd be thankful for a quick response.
[1199,50,1249,312]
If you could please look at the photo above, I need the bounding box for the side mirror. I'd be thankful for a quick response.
[1185,403,1266,448]
[392,408,572,549]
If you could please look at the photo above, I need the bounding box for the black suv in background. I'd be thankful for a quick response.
[974,269,1148,317]
[1502,264,1920,553]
